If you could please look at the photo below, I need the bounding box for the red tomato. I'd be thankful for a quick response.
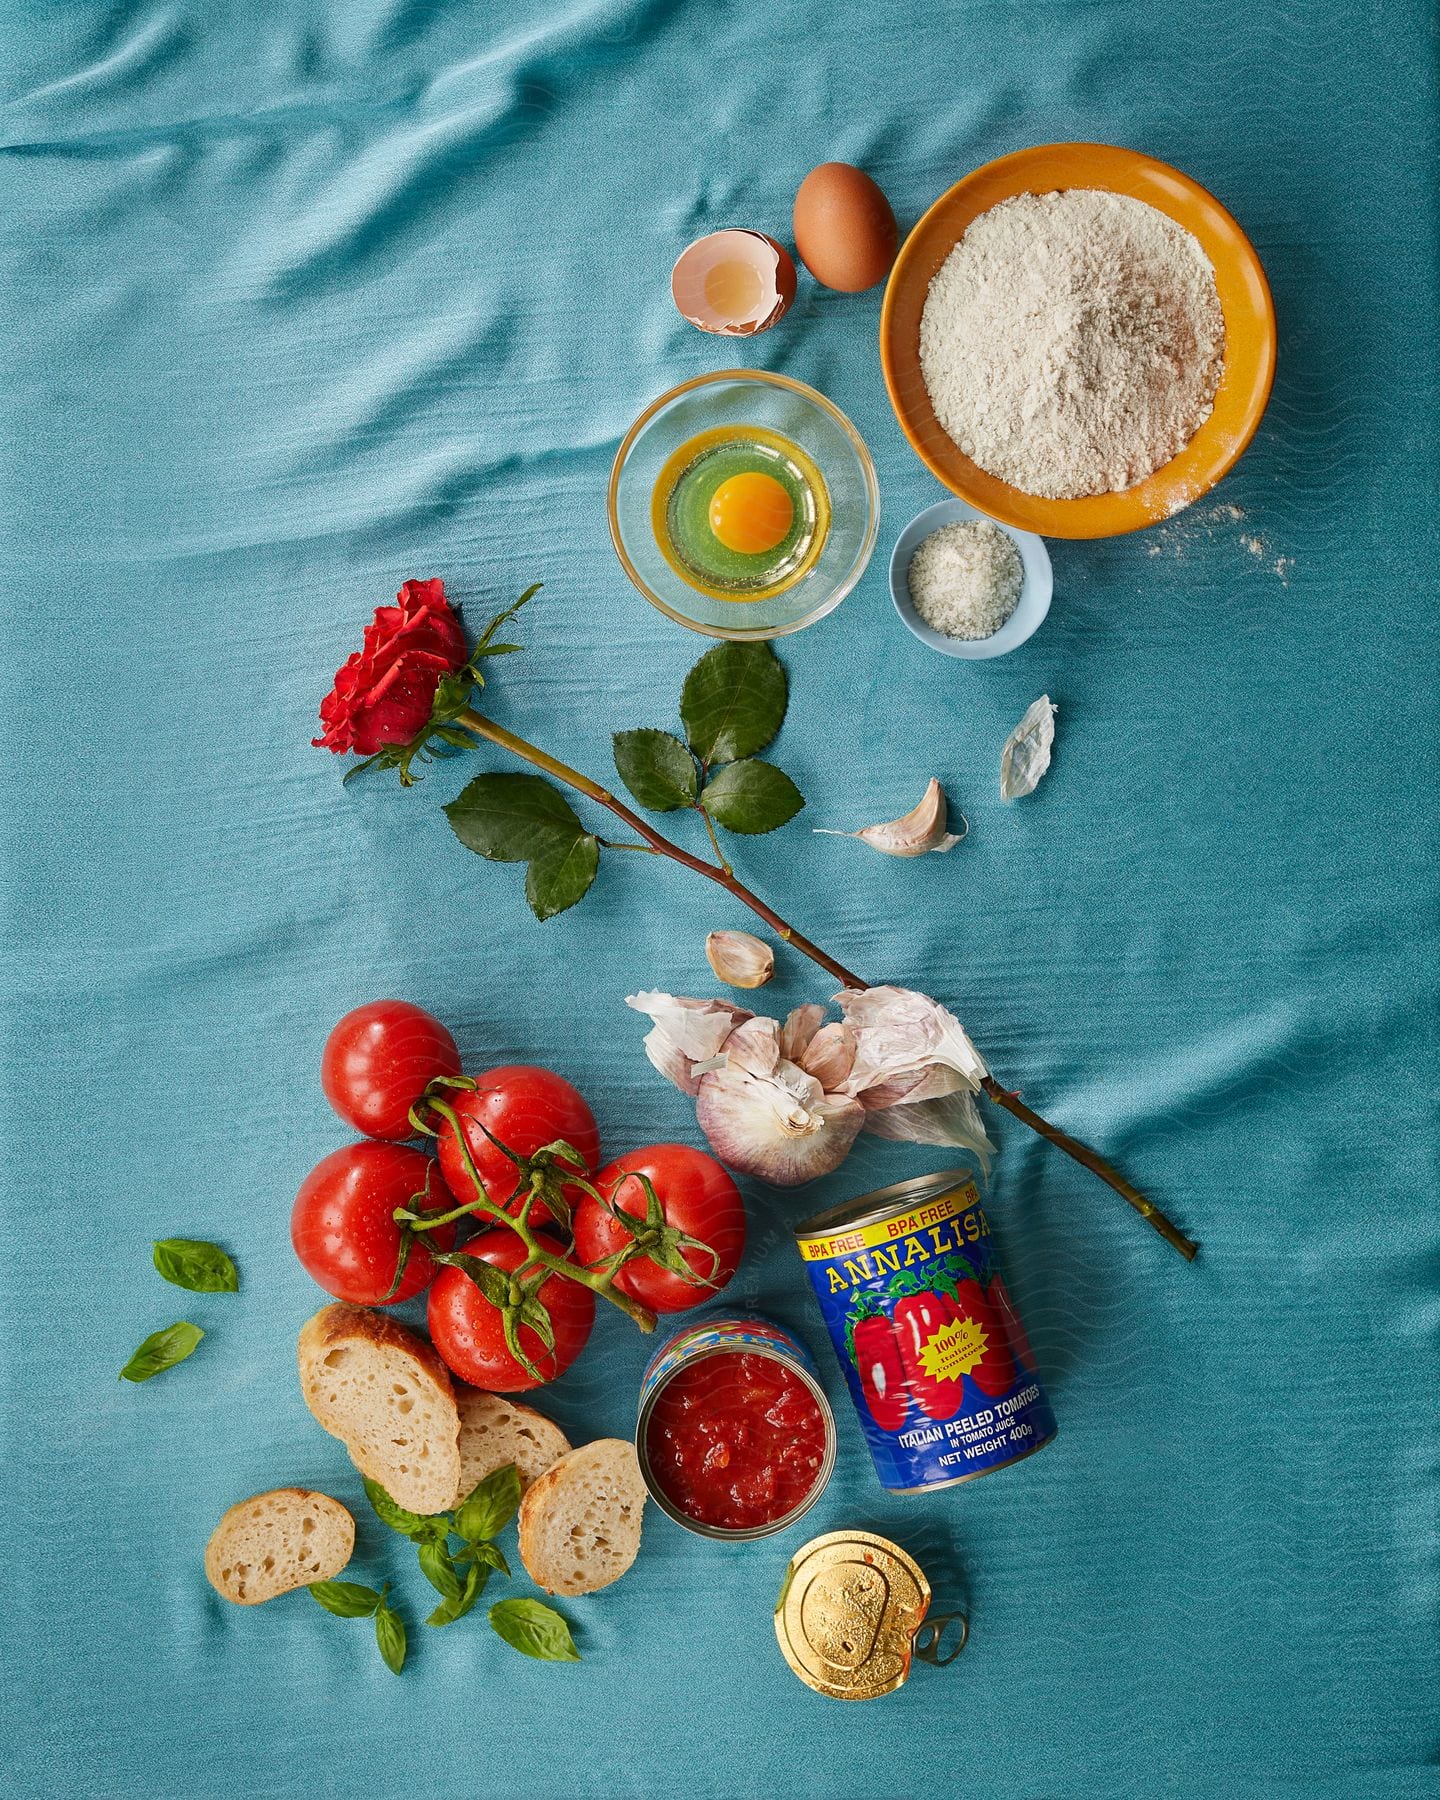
[572,1144,745,1314]
[321,1000,462,1141]
[291,1142,454,1305]
[435,1065,600,1230]
[427,1230,594,1392]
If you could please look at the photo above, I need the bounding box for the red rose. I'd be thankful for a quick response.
[313,578,469,756]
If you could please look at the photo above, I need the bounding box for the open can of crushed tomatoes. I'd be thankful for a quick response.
[636,1314,837,1540]
[794,1170,1056,1494]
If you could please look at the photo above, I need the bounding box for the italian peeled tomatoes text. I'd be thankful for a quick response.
[897,1383,1043,1464]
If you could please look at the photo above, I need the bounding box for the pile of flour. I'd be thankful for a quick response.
[919,190,1225,500]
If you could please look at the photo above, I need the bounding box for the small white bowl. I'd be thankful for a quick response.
[889,497,1052,660]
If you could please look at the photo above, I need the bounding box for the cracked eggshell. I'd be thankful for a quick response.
[670,230,798,336]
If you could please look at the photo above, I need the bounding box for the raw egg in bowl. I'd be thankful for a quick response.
[609,371,879,641]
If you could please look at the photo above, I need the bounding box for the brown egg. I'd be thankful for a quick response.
[671,230,798,335]
[792,163,899,293]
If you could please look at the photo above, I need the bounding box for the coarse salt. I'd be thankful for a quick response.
[907,520,1024,640]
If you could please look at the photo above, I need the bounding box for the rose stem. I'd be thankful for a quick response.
[979,1078,1196,1260]
[456,708,862,989]
[455,707,1198,1260]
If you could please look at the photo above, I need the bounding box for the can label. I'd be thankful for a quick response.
[638,1314,819,1409]
[796,1176,1056,1492]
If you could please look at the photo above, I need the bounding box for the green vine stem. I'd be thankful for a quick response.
[409,1094,659,1331]
[454,708,1198,1262]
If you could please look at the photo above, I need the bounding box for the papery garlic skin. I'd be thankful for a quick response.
[813,778,966,856]
[705,930,775,989]
[1000,696,1056,800]
[834,986,993,1171]
[627,991,752,1096]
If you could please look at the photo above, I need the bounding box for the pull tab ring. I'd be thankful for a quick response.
[914,1609,969,1667]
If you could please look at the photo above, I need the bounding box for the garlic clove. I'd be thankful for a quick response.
[798,1021,857,1090]
[705,929,775,990]
[779,1003,826,1062]
[813,778,966,856]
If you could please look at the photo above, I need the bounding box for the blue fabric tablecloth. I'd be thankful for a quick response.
[4,4,1436,1796]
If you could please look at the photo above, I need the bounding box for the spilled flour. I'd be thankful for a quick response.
[1144,501,1294,584]
[920,190,1225,499]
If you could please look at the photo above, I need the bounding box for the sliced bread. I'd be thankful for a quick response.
[517,1438,646,1597]
[297,1303,460,1515]
[205,1487,354,1605]
[453,1387,571,1507]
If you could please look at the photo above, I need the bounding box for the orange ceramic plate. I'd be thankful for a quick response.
[880,143,1276,538]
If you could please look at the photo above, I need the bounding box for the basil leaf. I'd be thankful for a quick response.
[612,729,697,811]
[418,1540,463,1600]
[427,1560,487,1628]
[363,1477,448,1541]
[309,1580,381,1618]
[455,1463,522,1544]
[680,642,787,764]
[119,1321,204,1383]
[701,759,805,835]
[151,1239,239,1293]
[374,1604,407,1674]
[488,1597,581,1663]
[466,1539,510,1578]
[444,774,599,922]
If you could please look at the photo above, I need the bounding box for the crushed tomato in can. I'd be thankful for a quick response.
[636,1314,837,1539]
[794,1170,1056,1493]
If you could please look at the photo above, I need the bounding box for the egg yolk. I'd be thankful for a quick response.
[708,472,794,555]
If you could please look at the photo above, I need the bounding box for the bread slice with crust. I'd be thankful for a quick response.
[205,1488,354,1605]
[453,1388,571,1507]
[297,1303,460,1515]
[517,1438,646,1597]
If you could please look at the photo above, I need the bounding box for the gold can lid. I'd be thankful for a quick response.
[775,1530,932,1700]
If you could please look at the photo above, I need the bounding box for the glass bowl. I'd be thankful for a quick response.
[608,370,879,640]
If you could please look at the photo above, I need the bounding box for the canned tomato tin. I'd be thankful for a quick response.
[794,1171,1056,1494]
[636,1314,837,1540]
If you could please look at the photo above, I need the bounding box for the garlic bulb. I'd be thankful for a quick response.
[626,986,994,1186]
[705,930,774,989]
[813,778,966,856]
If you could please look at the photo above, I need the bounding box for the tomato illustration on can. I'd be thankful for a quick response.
[794,1171,1057,1495]
[850,1309,908,1432]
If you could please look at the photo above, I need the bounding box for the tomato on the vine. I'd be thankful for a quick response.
[291,1142,454,1305]
[321,1000,462,1141]
[427,1230,594,1392]
[434,1065,600,1229]
[573,1143,745,1314]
